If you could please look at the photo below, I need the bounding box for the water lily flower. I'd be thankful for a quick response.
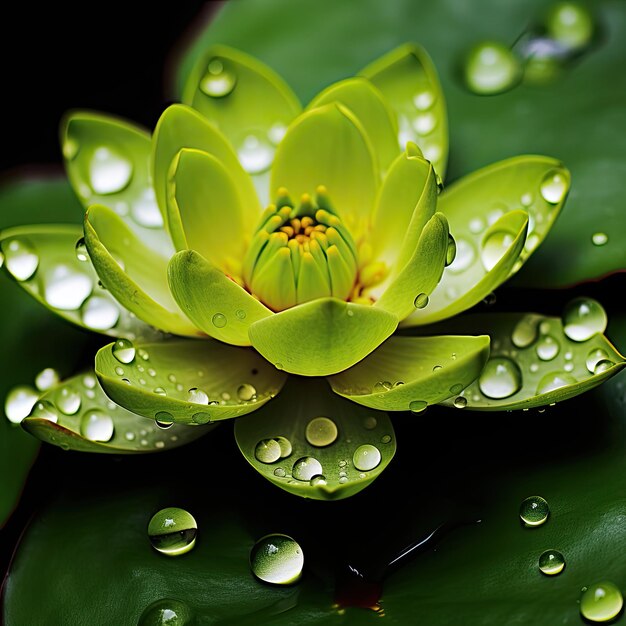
[2,44,624,501]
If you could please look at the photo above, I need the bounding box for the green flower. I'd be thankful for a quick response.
[2,43,624,502]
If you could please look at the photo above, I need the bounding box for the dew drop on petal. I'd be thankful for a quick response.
[89,146,133,195]
[539,168,568,204]
[562,297,607,342]
[148,507,197,557]
[580,581,623,623]
[81,296,120,330]
[255,439,282,464]
[519,495,549,526]
[4,386,39,424]
[353,444,381,471]
[305,416,338,447]
[112,338,136,364]
[80,409,114,442]
[538,549,565,576]
[199,57,237,98]
[250,534,303,585]
[4,238,39,281]
[478,357,522,399]
[292,456,323,481]
[536,372,576,394]
[463,41,521,95]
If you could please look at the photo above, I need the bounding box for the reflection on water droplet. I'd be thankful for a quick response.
[75,238,88,262]
[148,507,197,557]
[80,409,114,442]
[305,416,338,447]
[138,598,195,626]
[540,169,568,204]
[454,396,467,409]
[536,335,560,361]
[255,439,282,464]
[538,549,565,576]
[562,297,607,342]
[469,217,485,234]
[579,581,623,623]
[481,229,515,272]
[409,400,428,413]
[536,371,576,394]
[519,495,549,526]
[413,112,436,135]
[30,400,58,423]
[275,436,292,458]
[591,232,608,246]
[187,388,209,405]
[546,1,594,50]
[310,474,327,487]
[464,41,521,95]
[155,412,174,429]
[450,383,464,395]
[445,234,457,266]
[292,456,323,481]
[115,366,124,376]
[274,467,286,478]
[413,90,435,110]
[89,146,133,195]
[381,434,392,444]
[593,359,615,375]
[353,444,381,471]
[81,295,120,330]
[4,238,39,281]
[237,383,257,401]
[479,357,522,399]
[44,264,93,311]
[235,309,246,320]
[200,57,237,98]
[211,313,227,328]
[132,187,163,228]
[55,386,81,415]
[250,534,303,585]
[268,122,287,145]
[35,368,60,391]
[112,338,136,364]
[512,316,538,348]
[413,292,429,309]
[238,134,274,174]
[4,385,38,424]
[154,387,167,396]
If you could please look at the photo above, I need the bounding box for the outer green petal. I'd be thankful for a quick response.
[360,43,448,178]
[308,77,399,172]
[328,335,490,411]
[403,210,529,326]
[62,111,172,253]
[270,103,379,237]
[152,104,260,232]
[375,212,448,320]
[22,372,213,453]
[95,340,287,425]
[168,250,272,347]
[167,149,246,277]
[368,143,437,288]
[84,205,200,337]
[0,224,159,340]
[234,377,396,500]
[248,298,398,376]
[417,313,625,411]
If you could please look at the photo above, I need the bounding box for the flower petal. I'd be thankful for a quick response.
[248,297,397,376]
[360,44,448,178]
[62,111,172,253]
[308,77,399,172]
[420,313,625,411]
[84,205,200,336]
[328,335,490,411]
[270,103,378,237]
[0,224,159,339]
[402,210,528,327]
[22,372,214,453]
[234,377,396,500]
[375,212,448,320]
[168,250,272,347]
[95,339,287,425]
[167,149,247,277]
[152,104,260,233]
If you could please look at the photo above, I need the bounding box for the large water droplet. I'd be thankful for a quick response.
[30,400,59,423]
[464,41,521,95]
[55,386,82,415]
[4,385,38,424]
[187,388,209,405]
[4,238,39,281]
[593,359,615,375]
[580,581,624,623]
[413,112,437,135]
[413,292,429,309]
[132,187,163,228]
[536,372,576,394]
[562,297,607,342]
[591,232,608,246]
[148,507,197,557]
[155,412,174,429]
[35,367,60,391]
[353,444,381,471]
[454,396,468,409]
[539,168,568,204]
[305,416,338,447]
[445,234,457,266]
[212,313,227,328]
[75,238,88,262]
[238,133,274,175]
[275,436,292,458]
[512,317,538,348]
[585,348,609,373]
[81,295,120,330]
[478,357,522,399]
[89,146,133,195]
[250,534,303,585]
[237,383,257,402]
[80,409,114,442]
[481,229,515,271]
[43,264,93,310]
[112,338,136,364]
[538,549,565,576]
[546,1,594,50]
[536,335,560,361]
[199,57,237,98]
[447,237,476,274]
[292,456,323,481]
[519,495,549,526]
[255,439,282,464]
[138,598,195,626]
[413,89,435,110]
[409,400,428,413]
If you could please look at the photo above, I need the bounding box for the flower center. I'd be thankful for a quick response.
[243,187,358,312]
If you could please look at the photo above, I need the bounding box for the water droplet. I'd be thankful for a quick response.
[373,381,392,393]
[539,169,568,204]
[125,431,136,441]
[4,238,39,280]
[274,468,286,478]
[89,146,133,195]
[4,385,38,424]
[536,335,560,361]
[155,412,174,429]
[148,507,197,557]
[310,475,327,487]
[250,534,303,585]
[512,317,538,348]
[212,313,227,328]
[481,229,515,272]
[413,89,435,110]
[115,366,124,377]
[433,365,443,372]
[255,439,282,464]
[82,374,96,389]
[580,581,623,622]
[30,400,58,423]
[413,292,429,309]
[292,456,323,481]
[564,362,574,372]
[546,2,594,50]
[413,112,437,135]
[593,359,615,375]
[464,41,521,95]
[81,295,120,330]
[380,434,392,444]
[55,386,81,415]
[521,193,534,207]
[339,476,348,484]
[75,238,88,262]
[305,416,338,447]
[139,349,150,361]
[235,309,247,320]
[80,409,114,442]
[592,232,608,246]
[237,383,257,401]
[187,388,209,405]
[131,187,163,228]
[445,234,457,266]
[454,396,467,409]
[519,495,549,526]
[35,367,60,391]
[154,387,167,396]
[409,400,428,413]
[138,598,195,626]
[478,357,522,399]
[192,412,211,425]
[450,383,464,395]
[538,549,565,576]
[363,416,377,430]
[238,133,274,174]
[353,444,381,471]
[275,436,292,458]
[469,217,485,234]
[112,338,135,364]
[268,122,287,145]
[200,57,237,98]
[563,297,607,342]
[43,264,93,311]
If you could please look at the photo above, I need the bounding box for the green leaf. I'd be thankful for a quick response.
[248,298,398,376]
[0,224,160,340]
[152,104,261,232]
[416,312,625,411]
[328,335,490,411]
[22,372,213,453]
[166,148,247,278]
[402,209,529,326]
[360,43,448,179]
[84,205,200,337]
[95,339,287,424]
[168,250,272,347]
[62,111,173,253]
[270,103,378,238]
[374,212,449,320]
[307,77,399,172]
[235,377,396,500]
